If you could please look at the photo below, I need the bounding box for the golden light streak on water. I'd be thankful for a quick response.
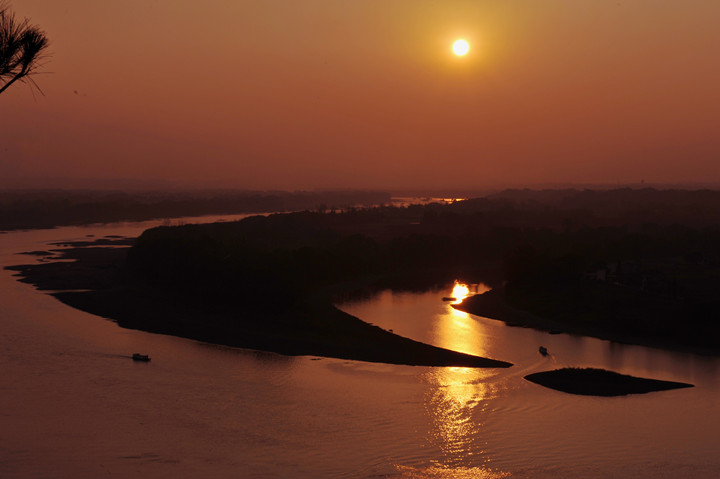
[415,281,511,471]
[393,464,511,478]
[422,365,505,471]
[437,283,488,358]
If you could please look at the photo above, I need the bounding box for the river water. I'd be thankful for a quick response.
[1,215,719,478]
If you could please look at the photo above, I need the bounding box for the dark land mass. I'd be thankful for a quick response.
[7,240,511,368]
[450,188,720,354]
[7,187,720,361]
[0,189,391,231]
[453,287,720,355]
[525,368,694,396]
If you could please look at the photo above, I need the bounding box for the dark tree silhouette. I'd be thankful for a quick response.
[0,2,49,95]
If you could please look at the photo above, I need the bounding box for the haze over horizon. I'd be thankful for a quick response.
[2,1,719,191]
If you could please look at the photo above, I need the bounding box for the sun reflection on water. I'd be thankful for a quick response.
[450,282,470,305]
[393,464,511,478]
[419,365,508,474]
[425,368,498,449]
[435,282,491,358]
[416,282,510,474]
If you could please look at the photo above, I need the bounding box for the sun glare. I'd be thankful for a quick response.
[451,282,470,304]
[452,39,469,56]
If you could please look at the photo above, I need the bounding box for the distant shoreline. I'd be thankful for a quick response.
[7,241,512,368]
[0,189,392,231]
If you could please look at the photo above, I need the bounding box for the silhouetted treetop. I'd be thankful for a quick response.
[0,2,49,95]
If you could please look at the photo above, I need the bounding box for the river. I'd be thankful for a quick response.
[1,215,719,478]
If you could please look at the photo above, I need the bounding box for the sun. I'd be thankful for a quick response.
[452,39,469,56]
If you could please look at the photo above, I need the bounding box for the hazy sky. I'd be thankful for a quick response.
[2,1,719,190]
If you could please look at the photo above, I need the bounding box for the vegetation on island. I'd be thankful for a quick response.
[525,368,693,396]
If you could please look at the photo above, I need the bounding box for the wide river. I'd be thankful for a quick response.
[1,215,719,478]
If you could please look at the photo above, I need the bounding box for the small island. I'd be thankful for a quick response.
[525,368,694,396]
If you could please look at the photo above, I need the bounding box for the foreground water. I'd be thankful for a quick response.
[1,215,719,478]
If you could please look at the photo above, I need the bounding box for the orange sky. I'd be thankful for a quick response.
[2,1,719,190]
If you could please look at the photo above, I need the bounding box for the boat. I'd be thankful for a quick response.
[132,353,151,362]
[539,346,548,356]
[442,297,457,302]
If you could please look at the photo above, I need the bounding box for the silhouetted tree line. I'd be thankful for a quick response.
[0,189,391,230]
[126,188,720,349]
[482,187,720,228]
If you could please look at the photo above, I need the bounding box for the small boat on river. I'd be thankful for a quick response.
[539,346,549,356]
[132,353,151,362]
[442,297,457,302]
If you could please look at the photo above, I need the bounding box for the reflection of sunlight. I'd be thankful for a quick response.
[421,367,505,472]
[451,308,469,319]
[437,283,486,358]
[393,463,510,478]
[450,282,471,318]
[450,282,470,304]
[413,281,509,473]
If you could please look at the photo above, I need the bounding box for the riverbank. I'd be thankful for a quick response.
[7,240,512,368]
[453,288,720,355]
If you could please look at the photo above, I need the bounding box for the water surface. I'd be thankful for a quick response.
[1,215,718,478]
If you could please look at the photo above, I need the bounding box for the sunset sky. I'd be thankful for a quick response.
[2,1,719,190]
